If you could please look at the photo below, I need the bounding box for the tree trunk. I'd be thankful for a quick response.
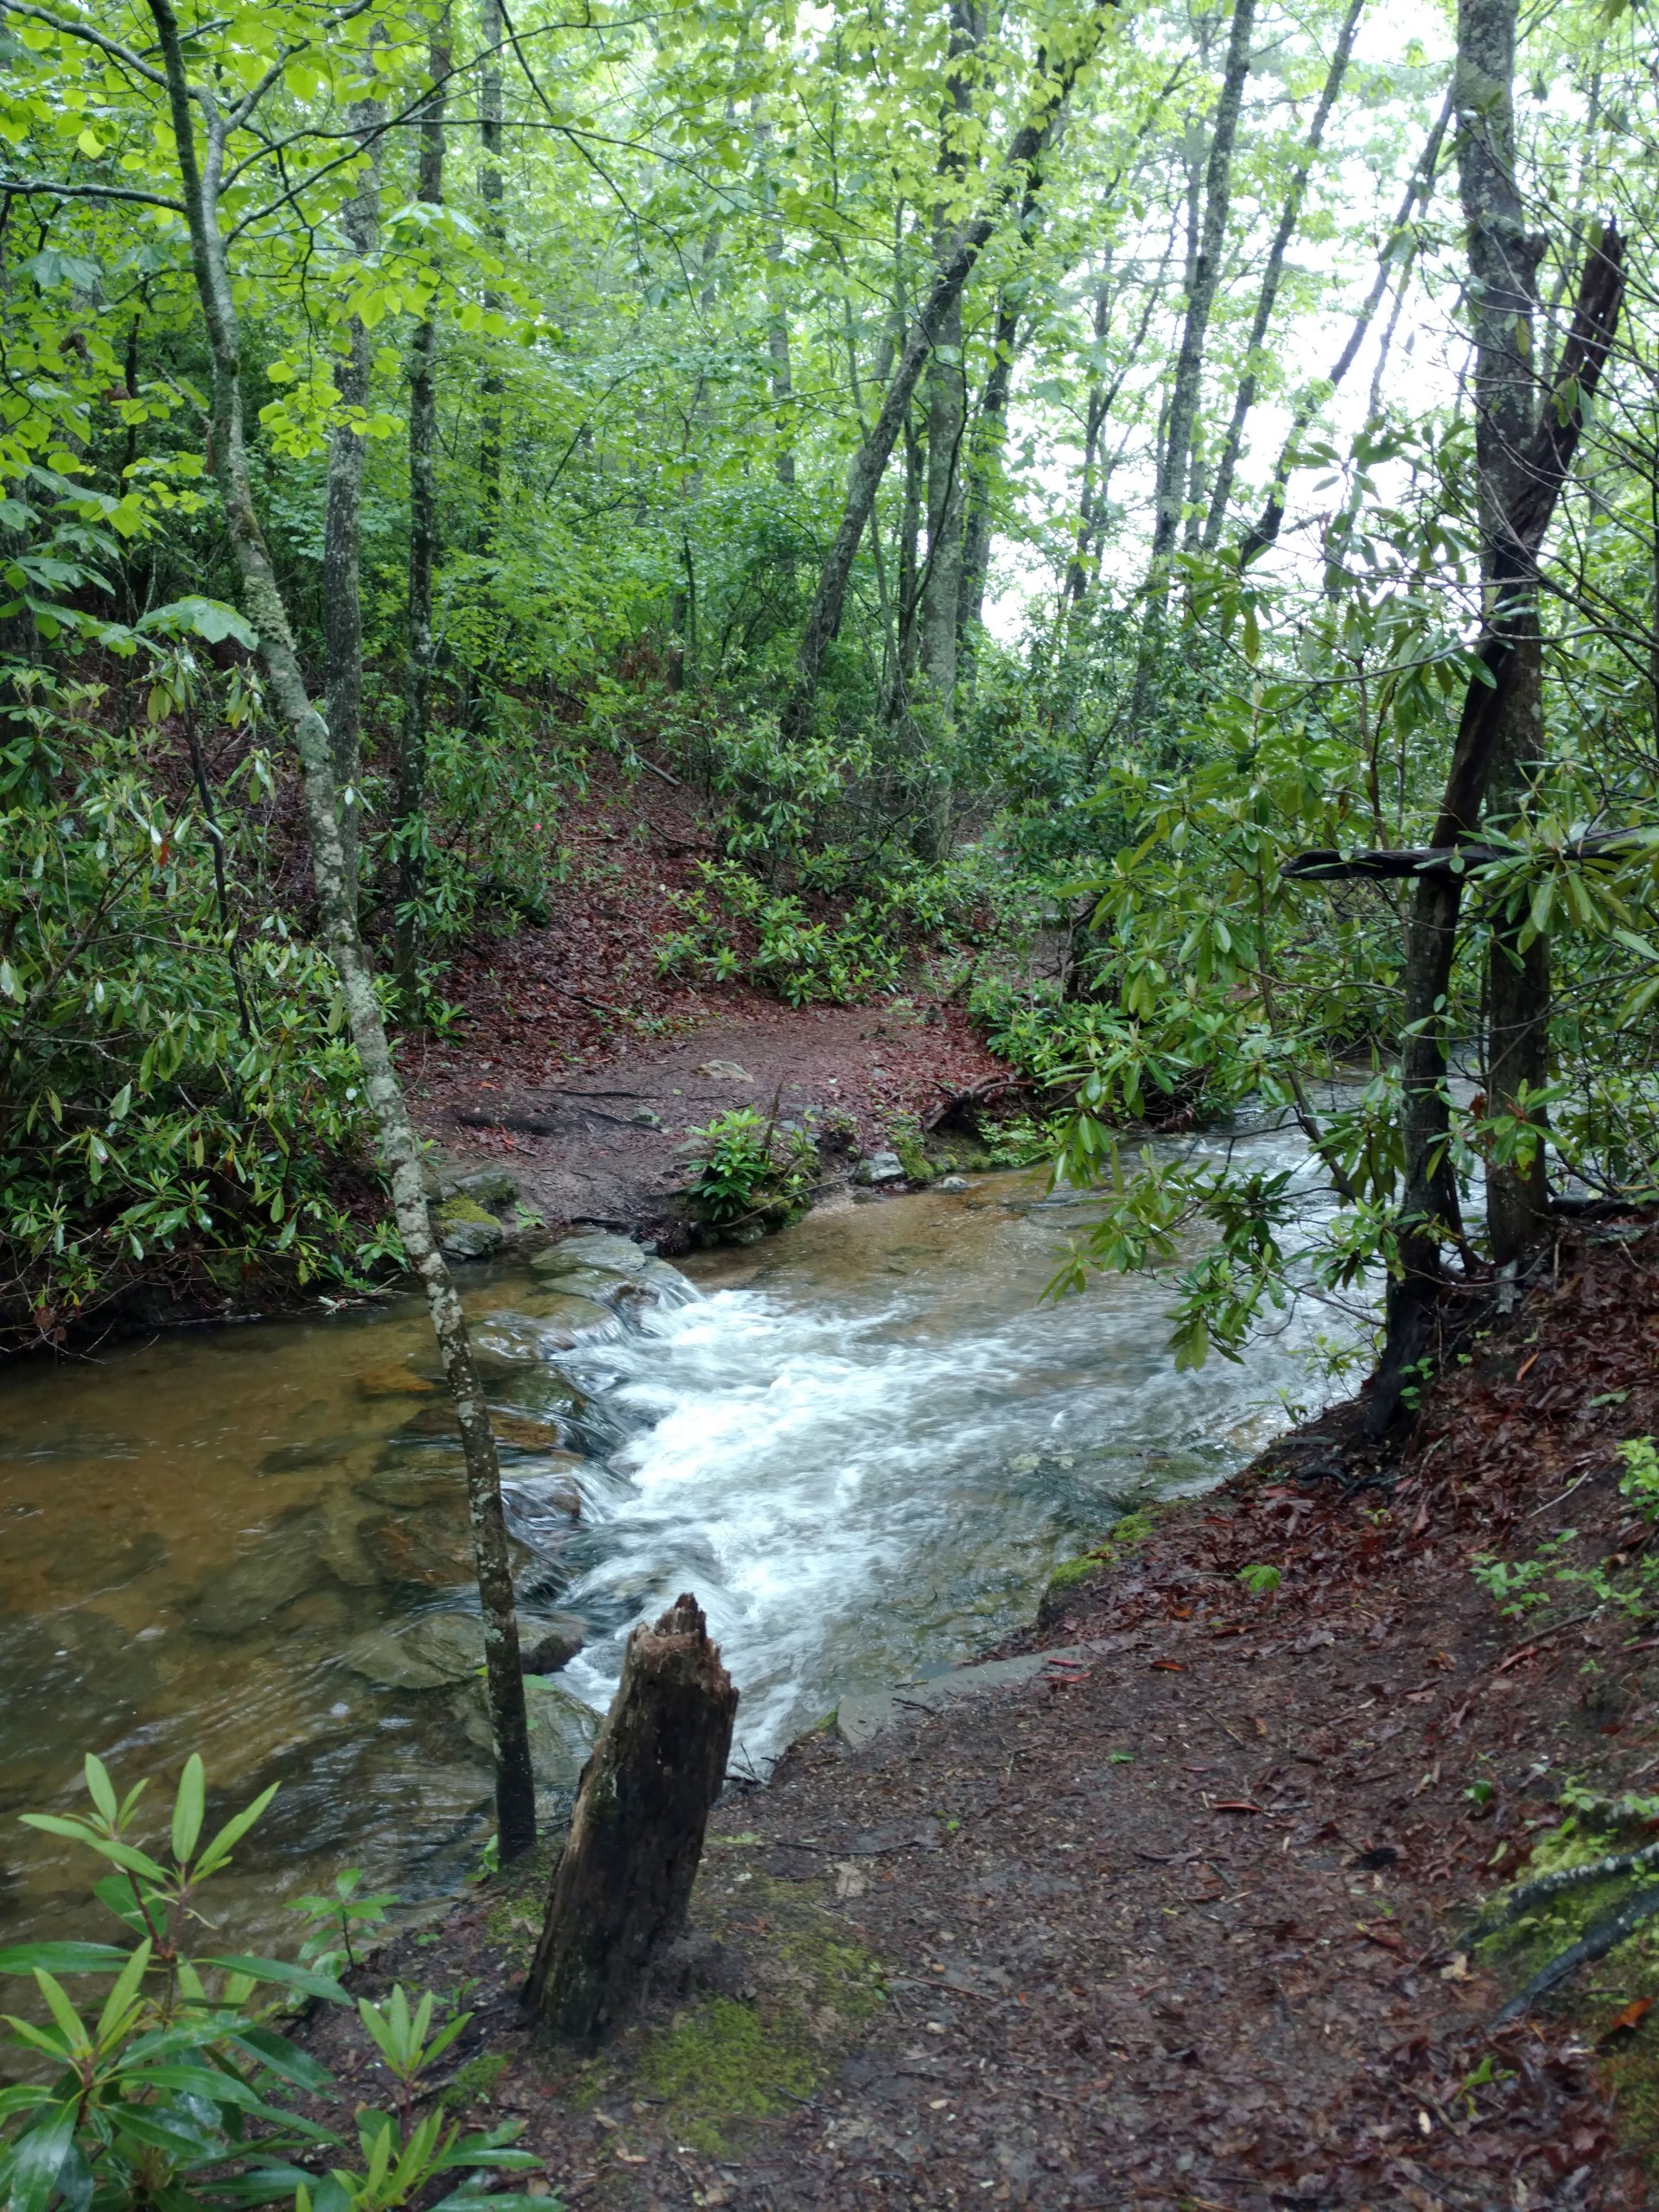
[1364,207,1625,1434]
[322,78,382,912]
[525,1592,737,2048]
[957,295,1019,677]
[477,0,504,541]
[395,29,448,999]
[1128,0,1255,725]
[149,0,537,1858]
[1238,85,1452,568]
[1200,0,1361,550]
[1484,620,1550,1263]
[779,2,1117,745]
[754,101,795,492]
[918,284,965,713]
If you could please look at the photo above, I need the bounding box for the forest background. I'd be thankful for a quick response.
[2,0,1656,1391]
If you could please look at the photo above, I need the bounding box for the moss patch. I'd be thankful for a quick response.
[441,2051,511,2111]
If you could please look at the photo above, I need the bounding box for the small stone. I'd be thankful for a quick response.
[937,1175,969,1192]
[628,1106,662,1128]
[521,1618,586,1675]
[695,1058,751,1081]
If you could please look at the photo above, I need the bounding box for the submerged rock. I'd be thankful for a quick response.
[343,1607,585,1691]
[513,1288,616,1339]
[433,1195,506,1261]
[356,1362,437,1401]
[937,1175,969,1193]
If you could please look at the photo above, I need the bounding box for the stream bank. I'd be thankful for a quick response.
[305,1214,1659,2209]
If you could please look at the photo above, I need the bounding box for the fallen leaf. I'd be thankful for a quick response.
[1211,1801,1268,1815]
[1149,1658,1186,1672]
[1440,1951,1471,1981]
[1602,1996,1654,2041]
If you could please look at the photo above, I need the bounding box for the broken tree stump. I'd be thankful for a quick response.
[524,1591,737,2046]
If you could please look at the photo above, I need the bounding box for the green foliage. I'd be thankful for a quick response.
[1237,1563,1282,1597]
[0,1753,556,2212]
[290,1872,400,1980]
[0,671,393,1345]
[656,861,912,1005]
[1472,1442,1659,1623]
[682,1108,818,1234]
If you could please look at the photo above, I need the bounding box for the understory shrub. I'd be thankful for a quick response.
[0,668,393,1346]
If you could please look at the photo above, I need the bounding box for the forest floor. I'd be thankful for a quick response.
[401,765,1009,1240]
[300,1215,1659,2209]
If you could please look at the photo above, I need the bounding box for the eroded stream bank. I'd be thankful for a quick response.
[1,1125,1337,1953]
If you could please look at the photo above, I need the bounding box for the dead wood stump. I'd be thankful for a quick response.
[524,1591,737,2046]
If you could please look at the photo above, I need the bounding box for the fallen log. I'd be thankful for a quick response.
[524,1591,737,2048]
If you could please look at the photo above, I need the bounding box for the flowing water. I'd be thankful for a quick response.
[0,1128,1347,1952]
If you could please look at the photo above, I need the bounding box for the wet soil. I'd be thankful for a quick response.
[296,1217,1659,2208]
[404,769,1008,1239]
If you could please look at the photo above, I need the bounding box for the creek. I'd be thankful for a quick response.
[0,1130,1345,1951]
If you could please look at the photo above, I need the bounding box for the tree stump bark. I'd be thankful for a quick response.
[525,1592,737,2047]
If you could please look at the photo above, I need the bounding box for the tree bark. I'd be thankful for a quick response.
[1363,213,1625,1435]
[525,1592,737,2048]
[395,28,448,999]
[477,0,505,541]
[1238,85,1452,568]
[322,78,382,912]
[1128,0,1255,726]
[1484,620,1551,1263]
[1200,0,1361,550]
[779,3,1118,745]
[957,293,1019,677]
[149,0,537,1857]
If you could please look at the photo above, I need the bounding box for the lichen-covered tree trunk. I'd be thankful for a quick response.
[321,76,382,911]
[395,29,448,997]
[149,0,536,1858]
[526,1593,737,2048]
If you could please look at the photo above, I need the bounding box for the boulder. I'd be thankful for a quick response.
[520,1617,586,1675]
[453,1167,519,1208]
[937,1174,969,1192]
[434,1194,506,1261]
[513,1288,615,1340]
[531,1233,648,1276]
[855,1151,905,1185]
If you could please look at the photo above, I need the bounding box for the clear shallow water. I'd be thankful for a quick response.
[0,1128,1344,1949]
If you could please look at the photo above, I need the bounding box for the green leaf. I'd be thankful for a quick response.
[200,1955,351,2005]
[171,1753,206,1864]
[192,1781,278,1878]
[137,596,257,649]
[0,1942,132,1977]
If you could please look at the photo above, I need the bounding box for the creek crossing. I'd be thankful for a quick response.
[0,1129,1345,1950]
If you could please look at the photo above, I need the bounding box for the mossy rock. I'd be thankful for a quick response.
[433,1194,506,1262]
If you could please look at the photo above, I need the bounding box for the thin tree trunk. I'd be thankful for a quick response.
[322,77,382,912]
[526,1593,736,2047]
[477,0,504,541]
[149,0,537,1856]
[395,29,448,998]
[1200,0,1362,550]
[1128,0,1255,726]
[957,294,1019,677]
[779,3,1118,745]
[1238,85,1452,568]
[754,100,795,491]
